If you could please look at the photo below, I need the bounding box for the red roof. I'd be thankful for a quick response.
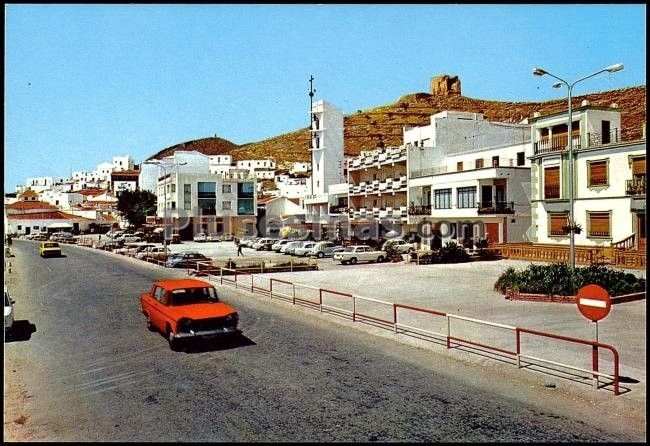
[77,188,108,196]
[111,170,140,177]
[8,211,93,221]
[19,189,39,198]
[6,200,58,211]
[153,278,213,291]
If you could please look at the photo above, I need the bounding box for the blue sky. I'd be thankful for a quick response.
[4,4,646,191]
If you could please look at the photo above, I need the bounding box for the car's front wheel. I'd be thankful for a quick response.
[317,252,324,258]
[145,314,156,332]
[349,257,358,265]
[377,255,385,263]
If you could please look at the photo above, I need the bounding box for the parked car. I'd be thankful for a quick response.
[254,238,277,251]
[293,241,317,257]
[115,243,157,256]
[165,252,209,269]
[50,232,74,242]
[136,245,168,261]
[4,285,14,337]
[240,237,260,248]
[139,278,239,350]
[206,233,221,242]
[193,233,208,243]
[271,239,292,252]
[39,241,62,258]
[308,241,342,258]
[116,234,142,243]
[332,245,387,265]
[280,240,303,255]
[220,233,234,241]
[382,238,416,254]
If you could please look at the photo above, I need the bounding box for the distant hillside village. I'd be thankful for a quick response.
[4,75,646,267]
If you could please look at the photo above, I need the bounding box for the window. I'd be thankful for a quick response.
[588,160,608,186]
[631,156,645,175]
[197,182,216,198]
[171,184,176,193]
[457,187,477,208]
[517,152,526,166]
[171,201,176,210]
[544,166,560,199]
[434,188,452,209]
[184,184,191,210]
[457,161,463,172]
[588,212,611,238]
[475,159,484,169]
[222,201,232,210]
[492,156,500,167]
[17,225,21,230]
[549,213,568,236]
[222,184,232,194]
[33,226,39,230]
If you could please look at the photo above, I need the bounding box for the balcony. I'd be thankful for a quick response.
[534,134,581,155]
[329,206,349,215]
[626,177,646,196]
[477,201,515,215]
[407,204,432,216]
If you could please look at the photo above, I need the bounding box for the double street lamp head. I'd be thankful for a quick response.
[532,63,624,79]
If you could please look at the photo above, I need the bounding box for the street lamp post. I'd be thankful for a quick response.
[143,160,187,261]
[532,63,623,270]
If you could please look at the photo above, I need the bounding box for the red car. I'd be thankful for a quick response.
[140,278,239,350]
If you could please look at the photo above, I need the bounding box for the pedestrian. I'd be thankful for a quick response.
[237,241,244,257]
[7,235,12,246]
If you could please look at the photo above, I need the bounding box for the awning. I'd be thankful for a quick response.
[47,222,73,229]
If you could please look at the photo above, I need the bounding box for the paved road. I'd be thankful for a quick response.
[4,239,645,441]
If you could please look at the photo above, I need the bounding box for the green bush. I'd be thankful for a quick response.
[494,262,646,296]
[438,241,470,263]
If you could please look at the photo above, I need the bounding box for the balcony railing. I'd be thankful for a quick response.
[477,201,515,215]
[544,185,561,199]
[407,204,432,216]
[329,206,349,215]
[626,177,646,196]
[534,134,581,155]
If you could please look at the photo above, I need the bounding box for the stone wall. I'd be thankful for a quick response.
[430,75,462,96]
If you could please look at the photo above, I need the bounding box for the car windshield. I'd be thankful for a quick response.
[170,287,218,305]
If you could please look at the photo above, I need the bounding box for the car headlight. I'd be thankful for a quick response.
[177,318,192,332]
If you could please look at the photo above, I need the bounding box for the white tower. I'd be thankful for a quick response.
[310,100,344,195]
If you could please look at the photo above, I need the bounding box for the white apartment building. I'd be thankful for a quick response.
[274,175,310,199]
[140,150,211,193]
[95,162,114,182]
[235,159,276,180]
[113,155,135,172]
[40,191,84,210]
[290,162,311,175]
[529,103,646,250]
[23,176,54,193]
[208,154,234,176]
[302,100,346,228]
[155,171,257,238]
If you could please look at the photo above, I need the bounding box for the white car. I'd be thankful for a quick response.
[293,241,317,257]
[5,286,14,337]
[271,239,292,252]
[252,238,274,250]
[116,234,142,243]
[332,245,387,265]
[193,233,208,242]
[136,246,168,260]
[382,239,416,254]
[281,241,304,255]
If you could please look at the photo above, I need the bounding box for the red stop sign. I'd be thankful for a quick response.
[576,284,611,322]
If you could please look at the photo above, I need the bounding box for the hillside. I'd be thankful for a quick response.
[150,85,646,164]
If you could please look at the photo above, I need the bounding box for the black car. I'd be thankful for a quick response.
[165,252,209,268]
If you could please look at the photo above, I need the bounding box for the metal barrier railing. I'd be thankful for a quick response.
[211,267,622,396]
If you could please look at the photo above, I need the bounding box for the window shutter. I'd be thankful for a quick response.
[544,166,560,198]
[589,161,607,185]
[589,213,610,237]
[632,157,645,175]
[549,213,567,235]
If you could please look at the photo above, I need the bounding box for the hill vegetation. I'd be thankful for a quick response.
[148,85,646,164]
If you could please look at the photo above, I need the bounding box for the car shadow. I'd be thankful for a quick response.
[5,320,37,343]
[182,332,256,354]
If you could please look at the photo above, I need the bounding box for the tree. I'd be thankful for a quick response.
[116,190,157,229]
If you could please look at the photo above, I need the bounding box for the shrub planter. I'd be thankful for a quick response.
[505,289,646,304]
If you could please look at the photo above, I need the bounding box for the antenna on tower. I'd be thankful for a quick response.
[308,75,316,196]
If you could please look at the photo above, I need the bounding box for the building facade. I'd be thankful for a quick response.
[528,104,646,250]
